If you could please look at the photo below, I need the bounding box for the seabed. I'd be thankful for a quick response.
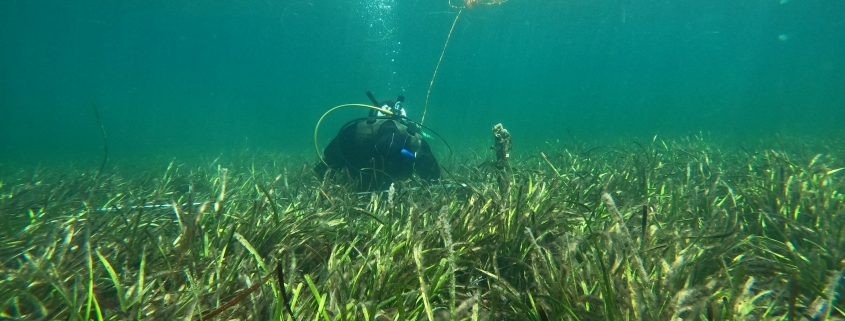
[1,135,843,320]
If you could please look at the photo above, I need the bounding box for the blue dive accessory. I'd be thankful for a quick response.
[400,148,416,162]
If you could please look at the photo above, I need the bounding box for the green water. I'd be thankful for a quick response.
[1,0,843,166]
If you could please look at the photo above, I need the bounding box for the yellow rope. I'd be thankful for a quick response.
[314,104,393,166]
[422,9,462,126]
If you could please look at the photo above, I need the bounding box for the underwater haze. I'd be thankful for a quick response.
[1,0,844,165]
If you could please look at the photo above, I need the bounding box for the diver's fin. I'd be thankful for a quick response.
[420,129,432,139]
[366,91,380,122]
[366,91,380,106]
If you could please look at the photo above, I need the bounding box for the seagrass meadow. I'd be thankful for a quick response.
[1,135,844,320]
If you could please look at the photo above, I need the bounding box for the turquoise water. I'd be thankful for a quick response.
[1,0,843,165]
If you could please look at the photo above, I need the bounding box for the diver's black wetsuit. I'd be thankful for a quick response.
[316,117,440,191]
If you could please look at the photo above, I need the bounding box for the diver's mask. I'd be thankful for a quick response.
[393,95,407,117]
[393,95,405,115]
[378,95,406,117]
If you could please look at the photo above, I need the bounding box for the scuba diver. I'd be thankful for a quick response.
[315,92,441,191]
